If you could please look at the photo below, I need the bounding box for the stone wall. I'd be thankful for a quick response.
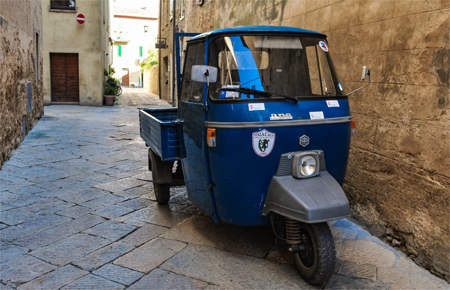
[159,0,450,280]
[0,0,44,170]
[144,64,159,95]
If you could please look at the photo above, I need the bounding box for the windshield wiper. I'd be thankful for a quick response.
[219,87,298,104]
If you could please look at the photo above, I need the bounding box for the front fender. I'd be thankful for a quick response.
[261,171,350,223]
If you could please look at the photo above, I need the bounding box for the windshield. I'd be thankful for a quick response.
[208,35,344,101]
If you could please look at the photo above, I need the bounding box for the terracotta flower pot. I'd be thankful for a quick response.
[104,95,115,106]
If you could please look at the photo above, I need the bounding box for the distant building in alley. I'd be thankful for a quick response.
[41,0,112,106]
[0,0,44,169]
[111,6,158,88]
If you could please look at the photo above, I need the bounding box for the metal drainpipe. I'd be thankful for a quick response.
[171,0,177,106]
[158,0,161,99]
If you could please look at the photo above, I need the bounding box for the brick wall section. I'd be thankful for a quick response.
[144,65,160,95]
[0,0,44,170]
[160,0,449,280]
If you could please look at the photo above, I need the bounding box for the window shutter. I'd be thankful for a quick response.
[139,46,143,57]
[118,45,122,57]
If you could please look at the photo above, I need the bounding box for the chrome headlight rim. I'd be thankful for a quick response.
[292,152,320,179]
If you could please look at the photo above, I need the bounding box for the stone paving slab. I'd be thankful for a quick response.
[30,233,111,266]
[127,268,208,290]
[13,214,106,250]
[84,220,136,242]
[161,244,314,290]
[114,238,187,273]
[120,223,168,247]
[93,204,135,219]
[0,209,39,226]
[94,177,148,193]
[72,242,135,271]
[16,265,88,290]
[92,264,143,286]
[160,216,246,250]
[123,204,190,228]
[60,274,125,290]
[0,243,28,264]
[0,255,57,286]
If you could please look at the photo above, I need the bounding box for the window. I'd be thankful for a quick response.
[50,0,76,10]
[179,42,205,102]
[139,46,143,57]
[118,45,122,57]
[180,0,185,20]
[208,36,343,101]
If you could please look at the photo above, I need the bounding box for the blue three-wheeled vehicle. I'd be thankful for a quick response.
[139,26,370,285]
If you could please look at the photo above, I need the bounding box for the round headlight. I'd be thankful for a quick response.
[299,155,317,176]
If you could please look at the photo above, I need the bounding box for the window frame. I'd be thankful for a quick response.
[50,0,76,12]
[206,33,348,104]
[179,40,206,103]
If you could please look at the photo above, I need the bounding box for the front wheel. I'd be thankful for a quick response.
[293,222,335,285]
[153,182,170,204]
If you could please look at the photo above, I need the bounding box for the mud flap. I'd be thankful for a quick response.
[261,171,350,223]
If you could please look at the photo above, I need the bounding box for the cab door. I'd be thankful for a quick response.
[178,41,213,215]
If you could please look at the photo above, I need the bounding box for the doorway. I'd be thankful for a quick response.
[50,53,79,103]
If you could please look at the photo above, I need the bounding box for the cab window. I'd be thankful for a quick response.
[179,42,205,102]
[208,36,343,101]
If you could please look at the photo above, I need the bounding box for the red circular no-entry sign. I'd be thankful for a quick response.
[77,14,85,24]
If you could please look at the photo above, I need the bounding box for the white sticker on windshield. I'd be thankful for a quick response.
[319,41,329,52]
[310,111,324,119]
[326,100,339,107]
[249,103,265,111]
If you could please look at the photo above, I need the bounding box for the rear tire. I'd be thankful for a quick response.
[293,222,335,285]
[153,183,170,204]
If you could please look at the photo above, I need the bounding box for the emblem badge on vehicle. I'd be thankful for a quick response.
[299,135,309,147]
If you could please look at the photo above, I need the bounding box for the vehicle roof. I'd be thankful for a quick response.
[189,25,326,41]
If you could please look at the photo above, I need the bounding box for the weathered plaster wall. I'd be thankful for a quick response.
[41,0,109,106]
[213,0,450,281]
[144,65,159,95]
[0,0,44,170]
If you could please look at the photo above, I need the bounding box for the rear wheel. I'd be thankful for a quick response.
[292,222,335,285]
[153,183,170,204]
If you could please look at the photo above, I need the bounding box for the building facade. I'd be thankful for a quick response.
[0,0,44,169]
[41,0,112,106]
[158,0,450,281]
[111,6,158,88]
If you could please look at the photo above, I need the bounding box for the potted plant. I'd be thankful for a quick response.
[104,66,119,106]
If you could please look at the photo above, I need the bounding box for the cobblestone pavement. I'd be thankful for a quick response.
[0,99,448,289]
[116,88,167,107]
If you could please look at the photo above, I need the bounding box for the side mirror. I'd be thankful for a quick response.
[348,66,371,95]
[191,65,218,83]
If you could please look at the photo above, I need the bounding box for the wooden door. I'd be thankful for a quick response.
[122,70,129,87]
[50,53,79,102]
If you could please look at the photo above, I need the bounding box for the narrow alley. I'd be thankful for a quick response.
[0,92,448,289]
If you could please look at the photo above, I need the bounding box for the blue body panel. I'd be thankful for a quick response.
[206,100,351,225]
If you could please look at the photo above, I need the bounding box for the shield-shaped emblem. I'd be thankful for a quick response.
[252,129,275,157]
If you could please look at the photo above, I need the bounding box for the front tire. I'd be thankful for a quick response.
[153,183,170,204]
[293,222,335,285]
